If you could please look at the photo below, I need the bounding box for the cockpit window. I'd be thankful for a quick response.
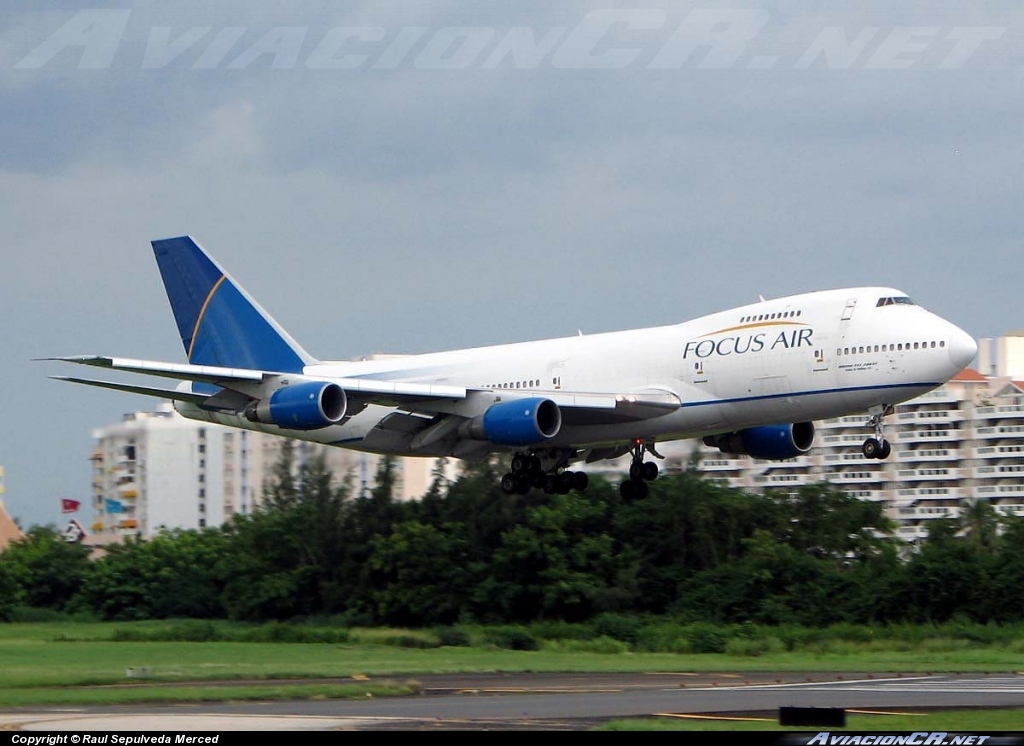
[876,296,915,307]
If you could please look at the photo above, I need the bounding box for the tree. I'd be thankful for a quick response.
[219,446,356,620]
[479,492,640,622]
[0,526,92,611]
[959,499,1000,553]
[76,528,230,620]
[780,483,895,565]
[369,521,471,625]
[900,518,992,623]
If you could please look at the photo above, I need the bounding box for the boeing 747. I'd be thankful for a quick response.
[49,236,978,499]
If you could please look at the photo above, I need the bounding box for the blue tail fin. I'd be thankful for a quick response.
[151,236,314,373]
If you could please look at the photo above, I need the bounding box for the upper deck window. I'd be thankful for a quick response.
[876,296,915,307]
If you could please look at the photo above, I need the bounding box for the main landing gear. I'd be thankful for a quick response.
[862,406,893,460]
[619,440,660,500]
[500,451,590,496]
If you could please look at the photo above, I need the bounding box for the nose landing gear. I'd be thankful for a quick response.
[862,406,893,460]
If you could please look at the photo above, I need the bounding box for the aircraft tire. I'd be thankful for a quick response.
[642,461,659,481]
[862,438,880,459]
[500,473,518,495]
[557,472,574,494]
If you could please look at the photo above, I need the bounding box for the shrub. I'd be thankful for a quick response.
[483,626,539,651]
[436,626,471,647]
[591,613,644,645]
[685,623,728,654]
[542,636,629,654]
[528,619,596,641]
[376,634,439,649]
[9,607,100,624]
[241,622,349,643]
[725,636,785,657]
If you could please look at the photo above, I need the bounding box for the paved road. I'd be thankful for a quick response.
[2,671,1023,731]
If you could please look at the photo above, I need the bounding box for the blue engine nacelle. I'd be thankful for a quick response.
[703,422,815,460]
[459,398,562,446]
[246,381,347,430]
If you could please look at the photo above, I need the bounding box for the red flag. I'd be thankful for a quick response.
[61,499,80,514]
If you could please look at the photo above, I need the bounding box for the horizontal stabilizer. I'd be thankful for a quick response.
[50,376,209,405]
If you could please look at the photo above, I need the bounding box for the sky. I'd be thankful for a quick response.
[2,2,1023,530]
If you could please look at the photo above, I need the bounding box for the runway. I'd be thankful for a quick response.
[2,672,1023,731]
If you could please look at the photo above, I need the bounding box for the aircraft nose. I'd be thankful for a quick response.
[947,326,978,372]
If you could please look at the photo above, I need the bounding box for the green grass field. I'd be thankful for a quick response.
[2,621,1023,731]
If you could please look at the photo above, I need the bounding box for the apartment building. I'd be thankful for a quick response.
[638,367,1024,545]
[88,404,449,541]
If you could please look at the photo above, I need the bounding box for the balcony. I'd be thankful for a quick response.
[895,467,964,482]
[752,473,807,485]
[976,484,1024,499]
[821,470,886,485]
[895,448,958,463]
[896,409,964,423]
[974,445,1024,460]
[898,429,960,443]
[897,506,960,520]
[975,425,1024,440]
[698,459,745,471]
[896,487,964,500]
[975,404,1024,419]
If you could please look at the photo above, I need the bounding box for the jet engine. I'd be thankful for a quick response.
[245,381,347,430]
[703,422,814,460]
[459,398,562,446]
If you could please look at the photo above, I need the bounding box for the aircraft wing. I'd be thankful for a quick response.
[46,356,468,402]
[47,356,679,434]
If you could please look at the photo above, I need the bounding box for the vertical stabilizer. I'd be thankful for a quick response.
[151,236,314,372]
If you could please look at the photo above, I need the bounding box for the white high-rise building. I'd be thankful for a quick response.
[977,332,1024,378]
[88,404,451,542]
[89,404,226,541]
[627,366,1024,545]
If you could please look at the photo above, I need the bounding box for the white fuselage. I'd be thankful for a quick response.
[176,286,977,459]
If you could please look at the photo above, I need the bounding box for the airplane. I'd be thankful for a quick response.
[48,236,978,500]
